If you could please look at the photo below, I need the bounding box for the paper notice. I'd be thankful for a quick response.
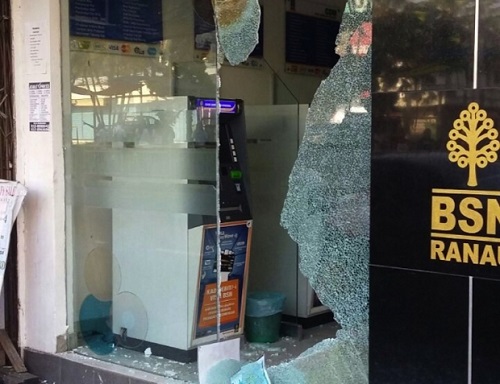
[25,22,48,75]
[29,82,51,132]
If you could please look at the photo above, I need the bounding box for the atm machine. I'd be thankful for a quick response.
[110,97,252,362]
[244,104,332,327]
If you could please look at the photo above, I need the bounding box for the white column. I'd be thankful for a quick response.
[12,0,67,353]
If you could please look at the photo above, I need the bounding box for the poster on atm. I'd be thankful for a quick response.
[194,220,252,341]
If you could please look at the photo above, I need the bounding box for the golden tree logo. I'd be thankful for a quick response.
[447,102,500,187]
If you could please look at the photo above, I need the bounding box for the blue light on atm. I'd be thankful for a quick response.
[197,99,238,114]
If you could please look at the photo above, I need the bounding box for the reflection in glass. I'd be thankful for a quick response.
[64,0,219,364]
[373,0,474,92]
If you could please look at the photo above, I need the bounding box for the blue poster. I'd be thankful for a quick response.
[195,221,252,340]
[70,0,163,43]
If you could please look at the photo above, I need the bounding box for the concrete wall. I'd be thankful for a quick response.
[12,0,67,353]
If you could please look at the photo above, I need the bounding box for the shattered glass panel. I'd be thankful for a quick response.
[279,0,372,379]
[213,0,261,65]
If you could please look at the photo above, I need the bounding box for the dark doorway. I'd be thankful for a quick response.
[0,0,19,350]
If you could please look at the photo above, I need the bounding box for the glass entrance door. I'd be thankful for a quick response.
[64,0,220,362]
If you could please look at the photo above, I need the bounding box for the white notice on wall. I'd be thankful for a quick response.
[29,82,51,132]
[25,22,48,74]
[0,181,27,291]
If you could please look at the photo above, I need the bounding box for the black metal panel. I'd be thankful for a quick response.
[372,89,500,280]
[371,2,500,382]
[472,277,500,384]
[370,266,469,383]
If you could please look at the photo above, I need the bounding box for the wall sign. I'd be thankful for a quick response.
[285,0,342,75]
[69,0,163,43]
[371,91,500,280]
[431,102,500,268]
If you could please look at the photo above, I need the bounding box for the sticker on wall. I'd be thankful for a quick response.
[70,37,161,57]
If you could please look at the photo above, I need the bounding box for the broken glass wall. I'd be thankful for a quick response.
[277,1,372,381]
[210,0,372,382]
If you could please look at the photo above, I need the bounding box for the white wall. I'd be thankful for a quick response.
[12,0,67,353]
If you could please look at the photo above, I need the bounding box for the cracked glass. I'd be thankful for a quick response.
[278,1,372,382]
[213,0,261,65]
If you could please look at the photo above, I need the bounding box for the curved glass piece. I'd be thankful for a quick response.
[213,0,261,65]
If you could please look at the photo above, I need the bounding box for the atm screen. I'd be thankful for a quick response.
[196,98,238,114]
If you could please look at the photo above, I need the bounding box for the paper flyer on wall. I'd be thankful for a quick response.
[0,181,27,290]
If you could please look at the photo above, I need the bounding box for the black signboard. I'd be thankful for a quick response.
[285,12,340,68]
[70,0,163,43]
